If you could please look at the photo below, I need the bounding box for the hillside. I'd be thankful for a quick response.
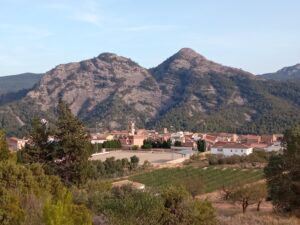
[261,64,300,81]
[1,48,300,136]
[0,73,43,95]
[0,73,43,106]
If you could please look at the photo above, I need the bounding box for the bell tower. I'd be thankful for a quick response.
[128,121,135,135]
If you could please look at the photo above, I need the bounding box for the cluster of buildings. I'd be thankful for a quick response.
[90,122,284,156]
[6,121,283,157]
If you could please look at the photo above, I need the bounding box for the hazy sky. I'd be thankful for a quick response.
[0,0,300,76]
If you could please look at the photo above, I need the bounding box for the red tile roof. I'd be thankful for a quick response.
[239,135,261,140]
[212,142,251,149]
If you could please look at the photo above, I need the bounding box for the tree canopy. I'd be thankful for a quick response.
[265,124,300,215]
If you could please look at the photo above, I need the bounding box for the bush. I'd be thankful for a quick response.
[141,143,152,149]
[130,155,139,170]
[87,156,140,179]
[89,186,164,225]
[174,141,182,147]
[141,160,152,170]
[207,152,269,166]
[131,145,139,150]
[142,139,171,149]
[102,140,121,149]
[207,154,220,165]
[226,155,241,164]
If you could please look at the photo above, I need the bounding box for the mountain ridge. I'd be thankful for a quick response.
[0,73,43,95]
[1,48,300,136]
[261,64,300,81]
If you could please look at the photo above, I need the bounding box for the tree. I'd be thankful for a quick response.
[180,178,204,199]
[102,140,121,149]
[197,140,206,152]
[264,124,300,214]
[252,183,268,211]
[229,183,267,213]
[0,130,10,161]
[0,187,24,225]
[19,102,91,185]
[43,189,92,225]
[142,139,171,149]
[54,101,91,185]
[90,186,164,225]
[229,185,254,213]
[18,117,55,171]
[174,141,182,147]
[130,155,139,170]
[221,185,233,201]
[161,185,216,225]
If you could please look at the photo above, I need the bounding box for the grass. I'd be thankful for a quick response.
[129,166,264,193]
[218,212,300,225]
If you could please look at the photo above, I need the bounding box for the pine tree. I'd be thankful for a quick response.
[18,117,55,169]
[0,130,10,161]
[197,140,206,152]
[55,100,90,185]
[265,124,300,215]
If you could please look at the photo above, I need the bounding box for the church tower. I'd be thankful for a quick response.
[128,121,135,135]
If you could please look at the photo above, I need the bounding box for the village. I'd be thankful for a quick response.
[7,121,283,167]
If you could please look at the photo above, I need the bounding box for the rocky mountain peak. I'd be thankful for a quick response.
[152,48,253,79]
[174,48,206,61]
[97,52,137,65]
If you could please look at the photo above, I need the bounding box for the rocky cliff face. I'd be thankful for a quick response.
[151,48,255,115]
[2,48,300,135]
[26,53,162,129]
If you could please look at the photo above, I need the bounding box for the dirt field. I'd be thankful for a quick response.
[90,150,184,165]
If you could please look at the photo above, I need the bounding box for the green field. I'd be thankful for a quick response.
[130,167,264,193]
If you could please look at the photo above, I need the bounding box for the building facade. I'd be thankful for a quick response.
[211,142,253,156]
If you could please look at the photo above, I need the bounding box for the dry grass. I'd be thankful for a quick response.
[198,186,300,225]
[218,212,300,225]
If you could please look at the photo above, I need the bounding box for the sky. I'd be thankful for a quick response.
[0,0,300,76]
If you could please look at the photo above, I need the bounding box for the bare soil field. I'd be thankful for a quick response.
[91,150,183,165]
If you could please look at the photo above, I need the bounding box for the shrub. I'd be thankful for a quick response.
[131,145,139,150]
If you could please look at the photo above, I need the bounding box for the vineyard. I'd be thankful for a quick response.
[130,166,264,193]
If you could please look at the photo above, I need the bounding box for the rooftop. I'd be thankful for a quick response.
[212,142,251,149]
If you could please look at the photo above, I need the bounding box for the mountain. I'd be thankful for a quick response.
[0,73,43,106]
[0,73,43,95]
[261,64,300,81]
[1,48,300,136]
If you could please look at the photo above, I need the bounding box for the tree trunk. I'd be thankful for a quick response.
[257,201,262,211]
[242,199,248,213]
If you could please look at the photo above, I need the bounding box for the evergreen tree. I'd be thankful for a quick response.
[18,117,56,174]
[55,101,91,185]
[197,140,206,152]
[265,124,300,215]
[0,130,10,161]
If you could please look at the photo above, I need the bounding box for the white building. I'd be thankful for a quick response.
[170,131,185,143]
[264,142,283,152]
[211,142,253,156]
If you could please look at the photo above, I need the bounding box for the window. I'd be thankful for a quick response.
[217,148,223,152]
